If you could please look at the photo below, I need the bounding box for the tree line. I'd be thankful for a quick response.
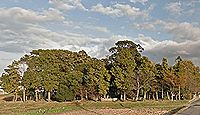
[1,40,200,102]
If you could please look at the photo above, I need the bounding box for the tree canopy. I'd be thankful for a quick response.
[1,40,200,102]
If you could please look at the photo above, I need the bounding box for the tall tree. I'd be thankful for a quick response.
[84,58,111,100]
[109,40,143,100]
[136,56,155,100]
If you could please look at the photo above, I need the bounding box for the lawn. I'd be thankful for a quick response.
[0,100,188,115]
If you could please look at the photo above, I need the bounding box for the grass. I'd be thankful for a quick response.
[0,100,188,115]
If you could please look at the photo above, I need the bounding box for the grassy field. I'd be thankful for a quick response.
[0,100,188,115]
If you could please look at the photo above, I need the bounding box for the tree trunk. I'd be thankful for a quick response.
[152,93,155,100]
[38,93,41,100]
[167,92,170,100]
[136,76,140,101]
[106,95,109,99]
[35,90,38,102]
[104,94,106,99]
[171,92,174,101]
[136,88,140,101]
[176,94,178,100]
[47,91,51,102]
[80,89,83,100]
[143,91,147,100]
[148,93,150,100]
[178,85,181,100]
[15,93,18,101]
[161,87,164,100]
[120,93,123,100]
[13,93,17,102]
[190,93,192,99]
[123,91,126,101]
[85,90,88,100]
[23,89,26,102]
[156,91,159,100]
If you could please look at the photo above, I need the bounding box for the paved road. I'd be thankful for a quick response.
[177,98,200,115]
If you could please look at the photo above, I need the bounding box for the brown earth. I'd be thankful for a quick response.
[57,108,167,115]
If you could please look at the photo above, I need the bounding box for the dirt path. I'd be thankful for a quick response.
[57,108,167,115]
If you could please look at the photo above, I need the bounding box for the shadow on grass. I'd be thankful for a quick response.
[164,106,186,115]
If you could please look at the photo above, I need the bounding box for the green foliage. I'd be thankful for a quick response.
[55,84,75,102]
[0,61,21,94]
[138,56,155,91]
[0,40,200,102]
[109,40,139,93]
[84,59,111,97]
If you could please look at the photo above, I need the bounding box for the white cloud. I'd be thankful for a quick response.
[91,3,149,18]
[94,26,110,33]
[91,4,121,17]
[0,7,64,24]
[0,6,112,60]
[135,33,200,65]
[132,22,155,30]
[49,0,87,11]
[148,20,200,42]
[163,22,200,42]
[165,2,182,15]
[133,20,200,42]
[0,51,24,74]
[133,20,200,65]
[130,0,148,5]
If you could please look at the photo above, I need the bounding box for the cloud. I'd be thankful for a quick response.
[133,20,200,65]
[132,22,155,30]
[0,7,64,24]
[131,19,200,65]
[147,20,200,42]
[163,22,200,42]
[91,4,121,17]
[133,20,200,42]
[135,34,200,65]
[91,3,149,18]
[130,0,148,5]
[0,23,121,58]
[0,51,24,73]
[49,0,87,11]
[93,26,110,33]
[0,6,112,60]
[165,2,182,15]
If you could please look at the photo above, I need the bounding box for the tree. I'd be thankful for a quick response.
[109,40,143,100]
[161,58,176,101]
[174,59,200,99]
[23,54,43,101]
[1,61,21,101]
[1,40,200,103]
[136,56,155,101]
[84,58,111,100]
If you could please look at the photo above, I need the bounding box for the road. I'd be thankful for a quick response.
[177,98,200,115]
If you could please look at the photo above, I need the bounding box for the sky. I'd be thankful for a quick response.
[0,0,200,73]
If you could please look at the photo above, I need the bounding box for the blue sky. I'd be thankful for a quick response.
[0,0,200,73]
